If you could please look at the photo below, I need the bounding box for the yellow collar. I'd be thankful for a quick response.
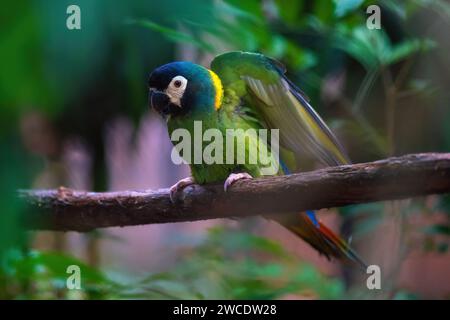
[208,69,223,110]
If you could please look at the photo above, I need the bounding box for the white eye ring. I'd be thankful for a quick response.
[166,75,188,107]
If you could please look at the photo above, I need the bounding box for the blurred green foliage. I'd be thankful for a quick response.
[1,227,345,299]
[1,249,114,299]
[1,0,449,299]
[125,227,345,299]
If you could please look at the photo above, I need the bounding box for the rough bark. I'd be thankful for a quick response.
[18,153,450,232]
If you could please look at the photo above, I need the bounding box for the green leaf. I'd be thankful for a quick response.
[380,0,408,20]
[275,0,303,24]
[335,26,435,69]
[386,39,436,65]
[334,0,365,18]
[126,19,215,53]
[334,26,385,69]
[220,0,264,23]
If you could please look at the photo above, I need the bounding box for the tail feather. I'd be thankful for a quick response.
[275,211,367,269]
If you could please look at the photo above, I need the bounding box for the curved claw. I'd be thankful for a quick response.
[224,173,252,192]
[169,177,195,203]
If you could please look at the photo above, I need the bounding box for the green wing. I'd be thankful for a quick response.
[211,51,350,167]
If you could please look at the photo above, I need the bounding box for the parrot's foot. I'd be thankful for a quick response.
[169,176,196,203]
[224,172,252,192]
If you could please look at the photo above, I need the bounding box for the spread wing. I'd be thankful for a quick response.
[211,51,350,167]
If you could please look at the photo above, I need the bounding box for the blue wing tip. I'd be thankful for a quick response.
[306,210,319,227]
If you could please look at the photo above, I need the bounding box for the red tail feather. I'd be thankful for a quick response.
[275,212,367,269]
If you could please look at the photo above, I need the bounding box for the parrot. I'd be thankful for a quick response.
[148,51,366,268]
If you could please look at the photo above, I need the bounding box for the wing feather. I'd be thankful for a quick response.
[211,51,350,167]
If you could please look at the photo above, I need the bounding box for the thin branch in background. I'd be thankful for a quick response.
[339,96,388,156]
[381,65,396,156]
[352,68,380,113]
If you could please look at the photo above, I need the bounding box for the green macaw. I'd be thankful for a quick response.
[148,51,365,267]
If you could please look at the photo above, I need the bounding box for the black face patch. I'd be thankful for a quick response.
[148,64,181,91]
[148,89,184,117]
[149,90,170,113]
[148,62,201,118]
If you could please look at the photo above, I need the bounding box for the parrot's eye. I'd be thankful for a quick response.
[166,75,188,107]
[169,76,187,90]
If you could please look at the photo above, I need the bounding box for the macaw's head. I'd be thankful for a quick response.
[148,62,223,119]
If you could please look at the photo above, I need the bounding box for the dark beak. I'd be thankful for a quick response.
[149,89,171,115]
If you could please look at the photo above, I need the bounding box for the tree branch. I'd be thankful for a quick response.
[19,153,450,232]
